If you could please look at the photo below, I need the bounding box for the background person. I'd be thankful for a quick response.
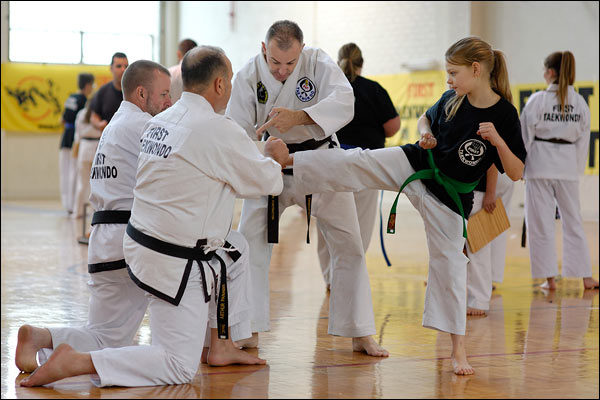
[317,42,400,287]
[520,50,599,291]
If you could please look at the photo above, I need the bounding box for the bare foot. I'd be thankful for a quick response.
[466,307,487,316]
[540,278,556,290]
[201,346,209,364]
[207,340,266,367]
[583,277,599,290]
[352,336,389,357]
[15,325,52,373]
[450,335,474,375]
[19,344,94,387]
[234,332,258,349]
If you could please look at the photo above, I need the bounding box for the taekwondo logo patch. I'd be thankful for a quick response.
[296,77,316,102]
[257,81,268,104]
[458,139,486,166]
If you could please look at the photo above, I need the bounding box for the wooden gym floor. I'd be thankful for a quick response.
[1,195,598,399]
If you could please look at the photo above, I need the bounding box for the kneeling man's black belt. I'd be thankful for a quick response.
[87,210,132,273]
[267,136,337,244]
[126,222,240,340]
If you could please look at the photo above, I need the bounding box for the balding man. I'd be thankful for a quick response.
[19,46,288,388]
[226,20,388,357]
[169,38,198,102]
[16,60,173,376]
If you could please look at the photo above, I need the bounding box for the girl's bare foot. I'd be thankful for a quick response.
[352,336,389,357]
[234,332,258,349]
[540,277,556,290]
[466,307,487,316]
[450,334,474,375]
[15,325,52,373]
[19,344,95,387]
[583,277,599,290]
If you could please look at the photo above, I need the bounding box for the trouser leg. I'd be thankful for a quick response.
[466,191,493,311]
[238,197,273,332]
[40,268,149,363]
[410,188,467,335]
[554,180,592,277]
[491,174,514,283]
[91,266,208,387]
[311,191,376,337]
[525,179,559,278]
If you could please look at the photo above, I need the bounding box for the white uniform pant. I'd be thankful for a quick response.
[59,148,77,213]
[238,174,376,337]
[39,268,149,364]
[317,189,379,285]
[39,231,251,376]
[293,147,468,335]
[525,178,592,278]
[73,140,99,218]
[90,231,250,387]
[466,174,514,310]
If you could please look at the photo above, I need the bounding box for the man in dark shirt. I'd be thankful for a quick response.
[91,52,128,132]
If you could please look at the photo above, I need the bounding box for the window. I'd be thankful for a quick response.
[8,1,160,65]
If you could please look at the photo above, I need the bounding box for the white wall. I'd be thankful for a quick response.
[179,1,471,75]
[471,1,599,83]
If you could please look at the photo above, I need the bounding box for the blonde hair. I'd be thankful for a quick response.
[337,43,363,83]
[443,36,512,121]
[544,51,575,116]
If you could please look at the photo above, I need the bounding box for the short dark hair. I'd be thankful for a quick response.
[181,46,228,93]
[78,73,95,90]
[111,52,128,66]
[178,38,198,55]
[121,60,170,100]
[266,20,303,50]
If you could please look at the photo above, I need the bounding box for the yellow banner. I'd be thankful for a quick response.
[370,72,599,176]
[1,63,113,133]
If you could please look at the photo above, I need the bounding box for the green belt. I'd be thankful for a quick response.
[387,149,479,238]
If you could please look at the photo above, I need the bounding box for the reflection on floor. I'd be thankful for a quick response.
[1,198,598,399]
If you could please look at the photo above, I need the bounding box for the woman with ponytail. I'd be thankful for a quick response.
[285,36,526,375]
[316,43,400,288]
[520,51,598,290]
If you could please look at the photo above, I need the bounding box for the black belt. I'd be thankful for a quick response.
[534,136,572,144]
[126,222,240,339]
[266,135,337,244]
[81,137,100,141]
[88,210,132,273]
[91,210,131,225]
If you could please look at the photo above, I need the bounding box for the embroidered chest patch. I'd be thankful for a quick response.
[296,77,316,102]
[458,139,486,166]
[257,81,268,104]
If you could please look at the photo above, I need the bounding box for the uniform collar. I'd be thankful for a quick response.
[180,91,216,113]
[546,83,574,92]
[120,100,148,115]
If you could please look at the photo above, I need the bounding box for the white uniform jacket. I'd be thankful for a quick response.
[226,46,354,144]
[74,108,102,164]
[88,101,151,269]
[521,84,591,180]
[124,92,284,303]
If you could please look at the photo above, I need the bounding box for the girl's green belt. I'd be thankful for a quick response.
[387,149,479,238]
